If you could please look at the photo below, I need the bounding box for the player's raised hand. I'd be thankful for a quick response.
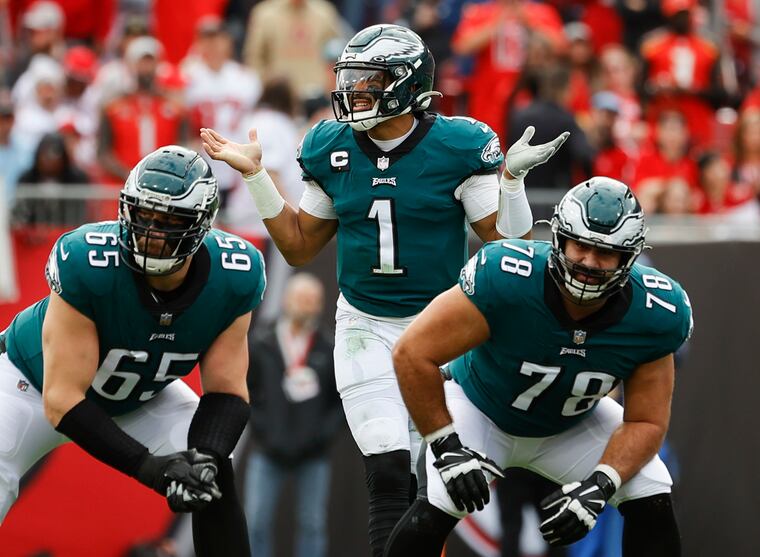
[201,127,263,176]
[430,432,505,513]
[504,126,570,179]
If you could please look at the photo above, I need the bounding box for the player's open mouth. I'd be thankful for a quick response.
[352,96,375,111]
[573,272,601,285]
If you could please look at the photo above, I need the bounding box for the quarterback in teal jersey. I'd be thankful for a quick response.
[386,178,692,557]
[201,23,568,557]
[0,146,265,557]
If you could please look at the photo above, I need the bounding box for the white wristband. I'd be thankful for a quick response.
[593,464,622,491]
[243,168,286,220]
[423,424,456,444]
[495,174,533,238]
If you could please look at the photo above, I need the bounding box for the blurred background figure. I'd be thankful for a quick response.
[243,0,344,101]
[695,151,759,222]
[0,92,33,201]
[244,273,342,557]
[182,15,262,205]
[585,90,635,185]
[7,1,66,86]
[226,77,304,320]
[97,36,188,184]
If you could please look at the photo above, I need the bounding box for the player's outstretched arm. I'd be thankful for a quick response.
[393,286,504,513]
[201,127,337,266]
[42,293,220,511]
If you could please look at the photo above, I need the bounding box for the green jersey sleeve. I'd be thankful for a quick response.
[458,242,508,322]
[437,116,504,177]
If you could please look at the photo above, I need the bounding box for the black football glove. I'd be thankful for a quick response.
[430,432,505,513]
[539,470,617,546]
[136,448,222,512]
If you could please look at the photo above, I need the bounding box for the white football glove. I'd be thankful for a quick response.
[505,126,570,178]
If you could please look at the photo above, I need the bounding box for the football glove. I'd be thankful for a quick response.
[539,470,617,546]
[430,432,505,513]
[505,126,569,178]
[136,449,222,512]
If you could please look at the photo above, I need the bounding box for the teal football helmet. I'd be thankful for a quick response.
[332,24,440,131]
[119,146,219,275]
[549,177,647,304]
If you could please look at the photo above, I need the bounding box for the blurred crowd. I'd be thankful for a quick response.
[1,0,760,228]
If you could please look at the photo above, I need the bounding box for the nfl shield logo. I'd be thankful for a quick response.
[17,379,29,392]
[573,330,587,345]
[160,313,173,327]
[377,156,389,171]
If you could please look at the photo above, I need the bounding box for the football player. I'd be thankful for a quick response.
[385,177,692,557]
[0,146,265,557]
[201,24,568,556]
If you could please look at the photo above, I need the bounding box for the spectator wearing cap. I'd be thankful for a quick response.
[243,0,343,100]
[586,91,635,184]
[507,63,594,189]
[0,94,34,200]
[7,1,66,85]
[12,56,65,153]
[641,0,722,148]
[57,46,99,175]
[182,16,262,201]
[97,36,189,183]
[10,0,114,50]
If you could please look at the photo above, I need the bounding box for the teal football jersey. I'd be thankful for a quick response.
[452,240,693,437]
[298,112,503,317]
[3,221,265,416]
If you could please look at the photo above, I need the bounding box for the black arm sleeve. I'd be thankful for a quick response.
[55,398,149,478]
[187,393,250,460]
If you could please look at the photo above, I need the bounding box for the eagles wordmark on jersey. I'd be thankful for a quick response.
[298,112,503,318]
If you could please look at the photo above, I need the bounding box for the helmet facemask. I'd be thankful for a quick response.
[547,177,647,305]
[119,192,214,276]
[332,64,418,130]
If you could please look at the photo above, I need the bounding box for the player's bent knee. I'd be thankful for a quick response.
[351,413,408,455]
[364,450,411,493]
[383,499,460,557]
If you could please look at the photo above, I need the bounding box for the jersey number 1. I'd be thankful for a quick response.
[367,199,406,276]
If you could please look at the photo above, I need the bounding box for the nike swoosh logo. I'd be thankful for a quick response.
[60,244,70,261]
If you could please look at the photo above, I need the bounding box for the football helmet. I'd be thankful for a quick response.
[549,177,647,304]
[331,24,440,131]
[119,146,219,275]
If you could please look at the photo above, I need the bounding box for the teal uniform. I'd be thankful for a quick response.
[298,112,503,317]
[452,239,692,438]
[3,221,265,416]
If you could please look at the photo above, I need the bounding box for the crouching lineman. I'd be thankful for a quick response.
[385,177,692,557]
[0,146,265,557]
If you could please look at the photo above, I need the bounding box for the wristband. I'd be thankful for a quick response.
[243,168,286,220]
[593,464,622,491]
[423,423,456,445]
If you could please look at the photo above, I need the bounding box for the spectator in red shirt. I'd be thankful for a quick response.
[632,110,698,214]
[564,22,593,118]
[696,151,759,223]
[451,0,564,143]
[587,91,635,184]
[640,0,721,149]
[733,107,760,198]
[596,44,647,155]
[97,37,189,184]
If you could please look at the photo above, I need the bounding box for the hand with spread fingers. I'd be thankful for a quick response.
[504,126,570,179]
[200,127,263,176]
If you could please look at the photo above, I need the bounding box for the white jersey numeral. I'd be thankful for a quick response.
[367,199,405,276]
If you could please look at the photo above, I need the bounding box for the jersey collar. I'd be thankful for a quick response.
[352,112,436,171]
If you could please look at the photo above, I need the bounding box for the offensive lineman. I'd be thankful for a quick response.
[201,23,568,556]
[386,178,691,556]
[0,146,264,557]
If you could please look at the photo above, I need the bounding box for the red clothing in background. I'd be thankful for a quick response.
[632,149,699,191]
[10,0,115,44]
[642,32,719,148]
[695,182,756,214]
[452,1,564,142]
[594,145,634,184]
[153,0,228,64]
[102,94,186,183]
[582,1,623,54]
